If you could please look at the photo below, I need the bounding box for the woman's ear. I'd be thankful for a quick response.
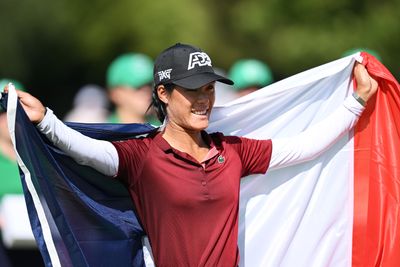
[157,85,169,105]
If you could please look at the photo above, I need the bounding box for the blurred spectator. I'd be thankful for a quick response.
[0,80,43,267]
[106,53,158,125]
[342,48,382,62]
[64,84,110,123]
[0,79,25,199]
[0,79,24,92]
[228,59,274,97]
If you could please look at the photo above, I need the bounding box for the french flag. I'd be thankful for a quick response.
[209,52,400,267]
[2,52,399,266]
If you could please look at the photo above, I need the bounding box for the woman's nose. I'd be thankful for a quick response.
[197,92,210,102]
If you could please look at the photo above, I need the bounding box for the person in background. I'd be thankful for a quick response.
[0,79,43,267]
[64,84,110,123]
[106,53,158,125]
[0,79,25,200]
[228,58,274,97]
[0,79,23,267]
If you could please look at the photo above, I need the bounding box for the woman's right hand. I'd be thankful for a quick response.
[353,62,378,103]
[4,85,46,124]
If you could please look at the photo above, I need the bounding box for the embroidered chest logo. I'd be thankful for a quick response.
[158,69,172,81]
[187,52,212,70]
[218,155,225,164]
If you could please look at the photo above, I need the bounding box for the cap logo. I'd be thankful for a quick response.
[158,69,172,81]
[187,52,212,70]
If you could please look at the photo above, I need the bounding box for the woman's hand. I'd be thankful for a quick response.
[353,62,378,103]
[4,85,46,123]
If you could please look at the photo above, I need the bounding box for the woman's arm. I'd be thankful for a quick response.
[37,108,119,176]
[269,95,362,169]
[269,62,378,169]
[4,87,118,176]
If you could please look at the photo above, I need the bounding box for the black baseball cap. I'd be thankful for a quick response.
[153,43,234,90]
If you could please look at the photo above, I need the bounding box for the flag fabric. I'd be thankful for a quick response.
[1,52,399,266]
[352,53,400,266]
[210,54,360,266]
[208,52,400,267]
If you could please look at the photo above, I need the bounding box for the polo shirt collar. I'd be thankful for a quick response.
[153,131,216,152]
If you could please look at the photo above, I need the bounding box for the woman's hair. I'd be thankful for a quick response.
[147,83,175,122]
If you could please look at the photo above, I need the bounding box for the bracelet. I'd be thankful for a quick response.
[352,92,366,107]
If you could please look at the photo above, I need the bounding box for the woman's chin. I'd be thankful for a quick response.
[187,117,209,131]
[194,114,210,127]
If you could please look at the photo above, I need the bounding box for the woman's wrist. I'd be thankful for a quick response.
[352,91,366,107]
[36,108,53,129]
[33,106,47,125]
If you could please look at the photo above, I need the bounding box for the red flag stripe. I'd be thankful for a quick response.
[353,52,400,266]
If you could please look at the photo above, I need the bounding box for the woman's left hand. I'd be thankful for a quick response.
[3,85,46,124]
[353,62,378,103]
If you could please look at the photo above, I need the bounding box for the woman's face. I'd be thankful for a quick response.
[109,84,152,118]
[163,82,216,132]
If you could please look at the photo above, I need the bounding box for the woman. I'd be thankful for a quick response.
[6,43,377,266]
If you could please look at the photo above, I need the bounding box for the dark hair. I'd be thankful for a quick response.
[147,83,175,122]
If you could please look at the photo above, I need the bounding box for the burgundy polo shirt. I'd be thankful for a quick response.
[112,131,272,267]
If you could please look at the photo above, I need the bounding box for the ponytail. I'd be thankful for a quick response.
[147,84,174,123]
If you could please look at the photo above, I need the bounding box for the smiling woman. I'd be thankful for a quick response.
[7,42,378,267]
[150,43,232,122]
[160,83,216,130]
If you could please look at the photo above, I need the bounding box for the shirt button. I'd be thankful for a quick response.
[201,181,207,186]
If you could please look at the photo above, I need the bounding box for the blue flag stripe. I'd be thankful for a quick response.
[2,86,153,267]
[6,87,62,266]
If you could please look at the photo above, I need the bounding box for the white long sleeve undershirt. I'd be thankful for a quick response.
[268,95,364,169]
[36,109,119,176]
[36,95,364,177]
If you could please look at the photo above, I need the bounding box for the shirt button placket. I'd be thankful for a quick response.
[200,168,210,199]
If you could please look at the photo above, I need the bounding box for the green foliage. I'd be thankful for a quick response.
[208,0,399,79]
[0,0,398,113]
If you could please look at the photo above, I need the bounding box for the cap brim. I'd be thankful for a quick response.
[173,72,234,90]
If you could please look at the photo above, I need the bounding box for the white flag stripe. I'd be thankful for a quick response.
[210,54,360,267]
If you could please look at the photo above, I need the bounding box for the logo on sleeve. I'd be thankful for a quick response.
[158,69,172,81]
[188,52,212,70]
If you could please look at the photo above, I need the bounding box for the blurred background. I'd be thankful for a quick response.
[0,0,399,116]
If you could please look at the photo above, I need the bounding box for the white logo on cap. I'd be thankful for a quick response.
[158,69,172,81]
[187,52,212,70]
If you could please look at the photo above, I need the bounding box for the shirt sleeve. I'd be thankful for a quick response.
[112,138,149,186]
[269,94,365,169]
[235,137,273,177]
[36,108,119,176]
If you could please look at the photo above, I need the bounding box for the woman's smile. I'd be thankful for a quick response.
[191,106,209,116]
